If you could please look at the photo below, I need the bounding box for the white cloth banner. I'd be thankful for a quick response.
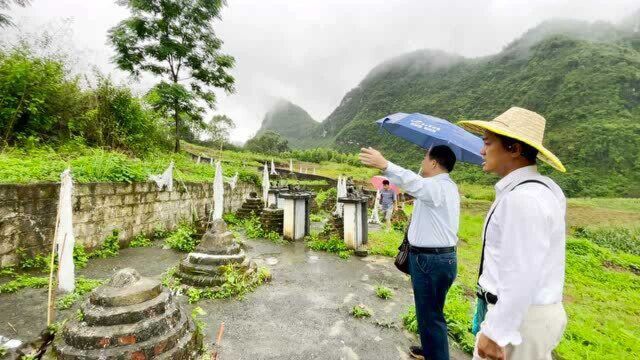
[56,169,76,292]
[226,172,238,191]
[270,159,278,175]
[262,162,270,205]
[212,161,224,220]
[289,159,293,172]
[149,162,174,191]
[369,189,381,224]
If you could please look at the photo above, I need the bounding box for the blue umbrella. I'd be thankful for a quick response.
[376,112,484,165]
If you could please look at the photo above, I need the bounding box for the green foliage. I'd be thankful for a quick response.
[129,234,153,248]
[165,221,198,252]
[244,130,290,154]
[315,188,336,209]
[374,285,394,299]
[190,306,206,341]
[306,234,349,254]
[458,183,495,201]
[90,229,120,258]
[185,265,271,303]
[73,244,89,269]
[56,277,103,310]
[573,226,640,256]
[351,304,373,318]
[367,229,403,257]
[0,48,170,154]
[240,215,264,239]
[222,213,240,226]
[283,148,361,167]
[310,213,325,222]
[16,248,49,271]
[109,0,235,152]
[263,230,285,244]
[0,274,48,293]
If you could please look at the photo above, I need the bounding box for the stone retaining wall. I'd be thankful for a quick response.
[0,181,257,267]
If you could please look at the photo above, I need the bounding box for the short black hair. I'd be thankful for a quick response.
[428,145,456,172]
[382,179,390,185]
[496,134,538,163]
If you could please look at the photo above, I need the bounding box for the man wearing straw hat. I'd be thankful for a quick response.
[459,107,567,360]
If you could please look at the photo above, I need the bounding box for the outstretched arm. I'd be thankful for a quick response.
[359,147,443,205]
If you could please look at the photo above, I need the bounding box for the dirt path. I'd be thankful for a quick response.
[0,234,470,360]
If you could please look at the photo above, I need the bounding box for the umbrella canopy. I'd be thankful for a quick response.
[370,175,400,194]
[377,113,483,165]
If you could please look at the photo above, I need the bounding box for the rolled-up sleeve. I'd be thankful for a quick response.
[480,192,550,346]
[383,162,443,206]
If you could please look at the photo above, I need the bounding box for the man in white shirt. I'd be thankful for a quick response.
[459,107,568,360]
[360,145,460,360]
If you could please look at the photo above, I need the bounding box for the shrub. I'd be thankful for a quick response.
[573,226,640,256]
[165,222,198,252]
[351,304,373,318]
[129,234,153,248]
[90,229,120,258]
[375,285,394,299]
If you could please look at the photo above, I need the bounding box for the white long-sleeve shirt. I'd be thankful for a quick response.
[383,162,460,247]
[479,165,566,347]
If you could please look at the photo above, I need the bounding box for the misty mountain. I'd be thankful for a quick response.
[254,99,321,148]
[260,18,640,196]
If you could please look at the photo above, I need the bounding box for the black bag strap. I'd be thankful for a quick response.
[477,179,551,280]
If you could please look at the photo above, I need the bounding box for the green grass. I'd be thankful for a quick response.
[0,144,260,185]
[367,229,403,257]
[351,304,373,318]
[374,285,394,299]
[568,198,640,213]
[458,183,495,201]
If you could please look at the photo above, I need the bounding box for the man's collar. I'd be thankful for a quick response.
[494,165,538,194]
[430,172,450,180]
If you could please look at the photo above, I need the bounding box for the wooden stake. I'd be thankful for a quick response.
[46,209,62,326]
[211,322,225,360]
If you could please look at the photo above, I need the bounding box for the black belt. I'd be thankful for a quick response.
[476,287,498,305]
[409,245,455,254]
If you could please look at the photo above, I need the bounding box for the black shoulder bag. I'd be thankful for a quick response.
[394,230,410,274]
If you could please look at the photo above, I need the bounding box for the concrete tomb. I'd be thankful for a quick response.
[338,181,369,250]
[279,187,313,241]
[176,219,254,287]
[53,268,201,360]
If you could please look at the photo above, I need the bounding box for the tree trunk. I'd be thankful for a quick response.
[174,106,180,152]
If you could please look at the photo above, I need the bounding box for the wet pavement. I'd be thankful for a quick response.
[0,232,470,360]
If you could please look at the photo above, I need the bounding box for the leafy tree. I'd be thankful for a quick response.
[0,0,30,28]
[244,130,290,154]
[206,114,235,147]
[108,0,235,152]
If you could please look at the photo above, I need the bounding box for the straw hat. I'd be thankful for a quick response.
[458,107,566,172]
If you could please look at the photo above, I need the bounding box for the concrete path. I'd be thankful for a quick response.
[0,234,470,360]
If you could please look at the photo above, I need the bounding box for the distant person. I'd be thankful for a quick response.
[379,179,397,229]
[459,107,567,360]
[360,145,460,360]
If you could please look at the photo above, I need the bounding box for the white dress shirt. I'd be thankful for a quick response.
[383,162,460,248]
[479,165,567,347]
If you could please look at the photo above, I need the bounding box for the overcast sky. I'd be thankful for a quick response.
[2,0,637,143]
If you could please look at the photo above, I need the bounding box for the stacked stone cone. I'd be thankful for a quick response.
[260,205,284,234]
[235,192,264,219]
[54,268,201,360]
[176,219,254,287]
[321,213,344,239]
